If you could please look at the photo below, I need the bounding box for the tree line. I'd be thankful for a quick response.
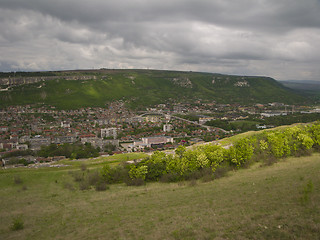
[2,142,100,161]
[100,121,320,185]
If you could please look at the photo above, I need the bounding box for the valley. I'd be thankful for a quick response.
[1,69,320,240]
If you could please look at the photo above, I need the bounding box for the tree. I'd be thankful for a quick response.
[228,138,254,167]
[200,145,225,171]
[175,145,186,158]
[129,165,148,180]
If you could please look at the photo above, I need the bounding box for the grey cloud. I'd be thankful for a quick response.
[2,0,320,32]
[0,0,320,80]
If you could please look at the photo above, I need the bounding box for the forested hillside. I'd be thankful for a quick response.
[0,69,306,109]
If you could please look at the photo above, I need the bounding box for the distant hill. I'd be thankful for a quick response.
[279,80,320,92]
[0,69,307,109]
[279,80,320,102]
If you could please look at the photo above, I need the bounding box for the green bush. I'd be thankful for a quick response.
[184,167,212,181]
[129,165,148,180]
[95,181,109,191]
[80,163,87,171]
[38,142,100,159]
[63,182,75,191]
[88,170,101,186]
[229,138,255,167]
[101,164,130,184]
[71,171,85,182]
[124,177,145,186]
[10,216,24,231]
[79,179,90,191]
[160,173,181,183]
[14,175,23,184]
[144,151,168,181]
[200,145,225,171]
[213,163,232,179]
[261,155,278,166]
[300,180,314,205]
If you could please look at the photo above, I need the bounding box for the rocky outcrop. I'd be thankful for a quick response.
[234,80,250,87]
[0,75,97,86]
[172,77,193,88]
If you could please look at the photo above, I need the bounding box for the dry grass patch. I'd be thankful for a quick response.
[0,154,319,239]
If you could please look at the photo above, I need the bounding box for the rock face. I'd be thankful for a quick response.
[172,77,193,88]
[0,75,96,86]
[234,80,250,87]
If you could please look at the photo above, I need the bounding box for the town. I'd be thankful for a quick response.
[0,100,318,167]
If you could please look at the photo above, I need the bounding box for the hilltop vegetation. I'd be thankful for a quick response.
[0,69,305,109]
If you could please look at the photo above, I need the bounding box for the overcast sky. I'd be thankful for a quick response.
[0,0,320,80]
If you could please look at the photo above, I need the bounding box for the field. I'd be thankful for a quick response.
[1,152,319,239]
[57,152,148,168]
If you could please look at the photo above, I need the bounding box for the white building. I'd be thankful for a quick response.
[16,144,28,150]
[129,136,174,150]
[0,126,8,132]
[163,124,173,132]
[61,121,71,128]
[30,137,51,150]
[101,128,117,139]
[261,112,287,118]
[141,136,173,147]
[145,115,162,123]
[199,117,215,125]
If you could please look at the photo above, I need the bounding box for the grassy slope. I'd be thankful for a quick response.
[0,70,305,109]
[57,152,148,168]
[1,153,319,240]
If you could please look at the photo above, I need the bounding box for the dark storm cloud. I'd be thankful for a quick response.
[0,0,320,80]
[2,0,320,32]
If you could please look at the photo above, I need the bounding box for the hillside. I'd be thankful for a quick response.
[280,80,320,100]
[0,69,306,109]
[280,80,320,91]
[1,122,320,239]
[0,153,319,239]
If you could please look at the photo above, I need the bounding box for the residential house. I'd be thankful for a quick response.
[53,135,76,144]
[30,137,51,150]
[141,136,173,148]
[0,126,8,132]
[61,121,71,128]
[145,115,162,123]
[163,124,173,132]
[199,117,215,125]
[16,144,28,150]
[101,128,117,139]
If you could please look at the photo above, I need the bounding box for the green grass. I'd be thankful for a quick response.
[57,152,148,168]
[10,216,24,231]
[218,123,308,146]
[219,130,260,146]
[1,153,319,239]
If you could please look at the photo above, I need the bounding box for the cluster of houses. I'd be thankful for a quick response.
[0,127,120,152]
[128,136,174,151]
[0,103,183,161]
[1,101,313,167]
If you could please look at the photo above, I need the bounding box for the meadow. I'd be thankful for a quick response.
[0,152,319,239]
